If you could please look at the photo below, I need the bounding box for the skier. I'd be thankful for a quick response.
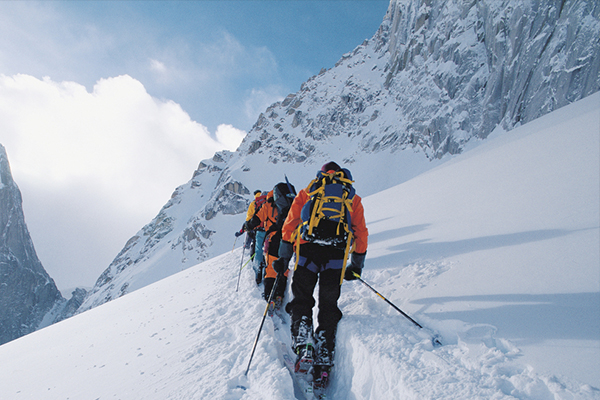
[235,190,267,284]
[246,182,296,305]
[248,191,268,285]
[273,161,368,389]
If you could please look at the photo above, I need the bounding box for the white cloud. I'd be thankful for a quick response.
[0,1,286,133]
[0,73,231,289]
[149,59,167,74]
[215,124,246,151]
[0,73,223,207]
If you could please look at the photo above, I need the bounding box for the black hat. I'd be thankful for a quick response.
[321,161,341,172]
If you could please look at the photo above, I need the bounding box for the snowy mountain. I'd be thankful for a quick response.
[0,92,597,399]
[0,144,86,345]
[78,0,599,312]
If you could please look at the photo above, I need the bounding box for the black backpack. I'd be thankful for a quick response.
[266,181,296,256]
[273,181,296,213]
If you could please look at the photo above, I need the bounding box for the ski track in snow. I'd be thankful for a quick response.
[335,265,596,400]
[198,252,598,400]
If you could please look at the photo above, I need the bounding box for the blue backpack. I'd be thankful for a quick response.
[299,169,355,250]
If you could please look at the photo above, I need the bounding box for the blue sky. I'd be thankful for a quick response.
[2,0,389,132]
[0,1,390,292]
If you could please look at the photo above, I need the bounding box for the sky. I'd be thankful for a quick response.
[0,0,390,293]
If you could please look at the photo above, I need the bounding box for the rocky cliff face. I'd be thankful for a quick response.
[241,0,598,161]
[78,0,599,312]
[0,144,64,345]
[379,0,599,157]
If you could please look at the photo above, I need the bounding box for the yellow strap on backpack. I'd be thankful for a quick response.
[293,226,301,271]
[303,171,354,236]
[339,232,354,286]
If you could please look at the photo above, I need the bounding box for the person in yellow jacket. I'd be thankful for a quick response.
[236,190,267,284]
[245,190,264,221]
[273,161,368,388]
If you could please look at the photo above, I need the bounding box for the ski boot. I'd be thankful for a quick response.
[292,316,314,373]
[313,331,333,389]
[313,365,331,389]
[294,343,314,374]
[254,262,265,285]
[268,296,283,317]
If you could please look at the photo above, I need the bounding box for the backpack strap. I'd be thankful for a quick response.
[293,224,354,285]
[293,225,301,271]
[339,231,354,286]
[333,170,354,186]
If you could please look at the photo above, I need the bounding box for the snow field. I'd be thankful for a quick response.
[0,93,598,399]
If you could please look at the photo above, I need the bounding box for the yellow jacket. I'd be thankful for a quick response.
[246,191,263,221]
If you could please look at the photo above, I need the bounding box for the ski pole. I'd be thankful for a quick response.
[236,234,247,292]
[353,271,442,346]
[241,253,256,271]
[244,274,282,376]
[232,236,238,253]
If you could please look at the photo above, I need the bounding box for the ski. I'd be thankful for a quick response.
[270,312,330,399]
[312,366,331,399]
[277,340,317,400]
[270,307,313,399]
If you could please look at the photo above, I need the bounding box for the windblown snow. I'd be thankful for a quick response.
[0,93,598,399]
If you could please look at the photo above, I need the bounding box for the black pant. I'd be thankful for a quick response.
[288,244,344,353]
[245,230,256,258]
[264,276,287,301]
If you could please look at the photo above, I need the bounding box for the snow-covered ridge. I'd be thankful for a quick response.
[0,92,597,398]
[78,0,599,314]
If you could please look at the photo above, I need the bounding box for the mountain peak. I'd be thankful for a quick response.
[78,0,599,313]
[0,144,15,189]
[0,144,65,345]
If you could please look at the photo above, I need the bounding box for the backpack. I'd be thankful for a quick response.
[267,181,296,256]
[299,169,355,250]
[254,194,267,213]
[273,181,296,214]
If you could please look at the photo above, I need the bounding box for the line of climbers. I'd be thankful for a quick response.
[234,161,369,388]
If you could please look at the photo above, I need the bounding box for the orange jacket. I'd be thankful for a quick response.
[281,188,368,254]
[255,191,278,237]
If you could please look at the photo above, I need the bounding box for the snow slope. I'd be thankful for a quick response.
[0,93,598,399]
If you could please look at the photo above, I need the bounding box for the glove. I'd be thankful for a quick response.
[278,240,294,260]
[235,230,244,237]
[272,257,289,275]
[344,252,366,281]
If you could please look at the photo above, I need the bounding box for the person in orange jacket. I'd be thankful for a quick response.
[246,182,296,305]
[273,161,368,388]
